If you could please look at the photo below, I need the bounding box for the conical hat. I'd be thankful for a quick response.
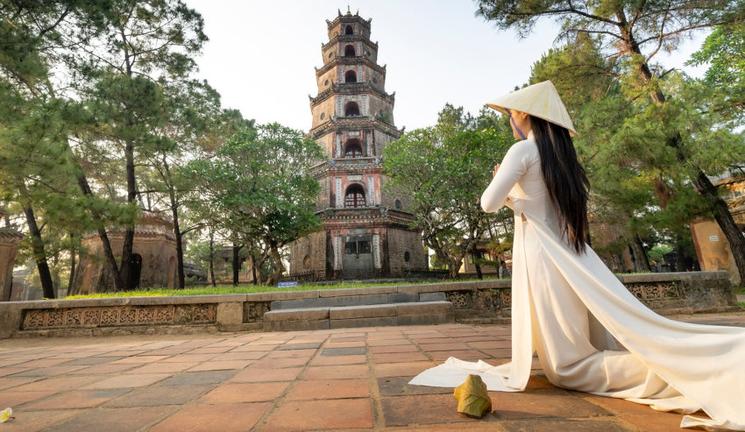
[486,80,577,136]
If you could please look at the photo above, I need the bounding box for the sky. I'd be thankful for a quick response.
[185,0,709,132]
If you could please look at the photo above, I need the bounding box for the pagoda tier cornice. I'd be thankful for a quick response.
[309,116,402,139]
[317,206,418,230]
[310,157,383,177]
[322,34,378,52]
[310,82,394,106]
[315,56,386,77]
[326,11,372,29]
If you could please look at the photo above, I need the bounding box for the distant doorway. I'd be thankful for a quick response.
[342,237,374,279]
[128,253,142,290]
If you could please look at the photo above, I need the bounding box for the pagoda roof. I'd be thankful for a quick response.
[310,82,395,107]
[315,56,386,77]
[322,34,378,52]
[0,227,22,241]
[310,157,383,177]
[326,9,372,29]
[309,116,402,140]
[317,206,417,230]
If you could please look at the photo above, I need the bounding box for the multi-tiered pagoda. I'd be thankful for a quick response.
[288,9,428,280]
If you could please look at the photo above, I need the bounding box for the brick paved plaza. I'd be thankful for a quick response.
[1,312,744,432]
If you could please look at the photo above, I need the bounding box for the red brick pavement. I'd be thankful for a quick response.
[0,311,743,431]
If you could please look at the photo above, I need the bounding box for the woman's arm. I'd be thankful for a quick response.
[480,141,531,213]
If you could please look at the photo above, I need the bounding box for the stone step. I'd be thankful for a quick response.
[270,291,446,310]
[263,300,454,331]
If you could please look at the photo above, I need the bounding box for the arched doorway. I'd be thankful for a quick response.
[344,44,356,57]
[128,253,142,290]
[345,25,354,35]
[344,70,357,83]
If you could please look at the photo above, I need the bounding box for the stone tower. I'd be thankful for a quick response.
[288,9,428,280]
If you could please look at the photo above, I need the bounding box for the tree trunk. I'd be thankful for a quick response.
[67,241,76,296]
[267,242,285,286]
[119,140,137,290]
[22,204,55,299]
[250,254,258,285]
[208,230,216,287]
[470,243,483,280]
[173,225,185,289]
[448,256,463,278]
[617,15,745,283]
[633,235,652,272]
[232,243,242,286]
[674,241,686,272]
[163,156,185,289]
[75,174,124,291]
[473,254,483,279]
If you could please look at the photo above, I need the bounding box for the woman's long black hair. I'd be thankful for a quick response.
[529,115,590,255]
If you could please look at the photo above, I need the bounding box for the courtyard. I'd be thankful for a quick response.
[2,311,744,432]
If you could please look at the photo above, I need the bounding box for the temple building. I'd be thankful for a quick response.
[288,10,428,280]
[72,212,178,293]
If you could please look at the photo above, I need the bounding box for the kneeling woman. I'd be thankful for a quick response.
[410,80,745,431]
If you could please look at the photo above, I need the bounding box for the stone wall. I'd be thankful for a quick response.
[0,271,738,338]
[690,218,740,285]
[386,228,428,275]
[444,271,739,321]
[287,230,327,280]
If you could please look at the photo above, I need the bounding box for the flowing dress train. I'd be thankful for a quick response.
[408,134,745,430]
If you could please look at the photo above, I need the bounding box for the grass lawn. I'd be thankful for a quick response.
[65,277,500,299]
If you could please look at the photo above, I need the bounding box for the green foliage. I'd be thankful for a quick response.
[0,0,231,294]
[184,122,323,284]
[384,105,514,276]
[526,24,745,269]
[648,243,674,266]
[689,23,745,121]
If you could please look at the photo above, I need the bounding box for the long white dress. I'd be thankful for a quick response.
[409,132,745,431]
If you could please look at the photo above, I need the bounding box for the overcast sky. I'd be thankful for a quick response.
[184,0,708,132]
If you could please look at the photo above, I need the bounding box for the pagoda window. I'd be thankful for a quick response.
[344,101,360,117]
[344,70,357,83]
[344,138,363,157]
[344,44,356,57]
[345,25,354,35]
[344,184,366,208]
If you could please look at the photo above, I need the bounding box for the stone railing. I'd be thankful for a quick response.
[0,271,738,338]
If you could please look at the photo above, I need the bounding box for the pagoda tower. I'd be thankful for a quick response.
[288,9,428,280]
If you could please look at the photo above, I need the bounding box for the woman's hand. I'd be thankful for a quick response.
[492,163,500,178]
